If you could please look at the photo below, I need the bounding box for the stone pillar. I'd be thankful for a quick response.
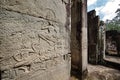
[87,10,100,64]
[0,0,71,80]
[98,22,106,62]
[71,0,87,78]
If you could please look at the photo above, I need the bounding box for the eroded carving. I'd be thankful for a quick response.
[31,43,42,54]
[13,49,35,62]
[45,8,56,20]
[17,65,31,73]
[0,0,71,79]
[1,69,17,79]
[39,23,59,45]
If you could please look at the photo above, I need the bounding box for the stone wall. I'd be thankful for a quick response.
[87,10,100,64]
[106,30,120,56]
[0,0,71,80]
[116,34,120,56]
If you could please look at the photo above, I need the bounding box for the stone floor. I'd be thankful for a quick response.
[70,64,120,80]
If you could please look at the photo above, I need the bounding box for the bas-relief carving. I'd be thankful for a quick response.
[1,55,69,80]
[1,65,31,79]
[0,0,70,79]
[13,49,35,62]
[38,23,59,46]
[45,8,56,20]
[0,11,69,79]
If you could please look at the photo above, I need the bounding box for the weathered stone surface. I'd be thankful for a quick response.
[98,22,106,62]
[86,64,120,80]
[87,10,100,64]
[70,64,120,80]
[0,0,67,24]
[0,0,71,80]
[71,0,87,73]
[1,54,71,80]
[106,30,120,56]
[116,35,120,56]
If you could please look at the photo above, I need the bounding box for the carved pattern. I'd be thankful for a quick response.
[13,49,35,62]
[17,65,31,73]
[1,54,69,79]
[0,9,68,80]
[39,22,59,49]
[45,8,56,20]
[1,69,17,79]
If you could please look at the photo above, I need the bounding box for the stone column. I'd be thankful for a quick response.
[87,10,100,64]
[98,21,106,63]
[71,0,88,78]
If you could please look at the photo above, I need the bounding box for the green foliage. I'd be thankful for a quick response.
[106,7,120,31]
[106,22,120,31]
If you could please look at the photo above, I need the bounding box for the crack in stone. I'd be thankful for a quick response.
[0,7,61,24]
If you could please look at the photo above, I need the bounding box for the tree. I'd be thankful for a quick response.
[106,5,120,31]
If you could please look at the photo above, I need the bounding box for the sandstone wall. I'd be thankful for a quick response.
[87,10,100,64]
[106,30,120,56]
[0,0,71,80]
